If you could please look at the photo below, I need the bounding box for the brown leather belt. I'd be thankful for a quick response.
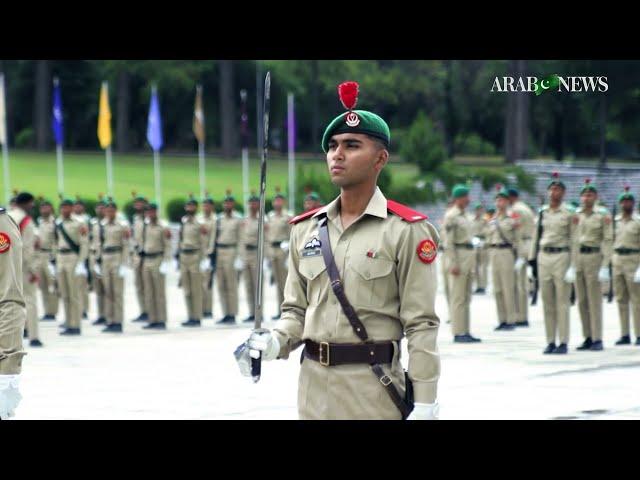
[180,249,199,254]
[579,245,600,254]
[245,245,258,251]
[489,243,512,249]
[614,248,640,255]
[542,246,570,253]
[304,339,394,367]
[144,252,163,259]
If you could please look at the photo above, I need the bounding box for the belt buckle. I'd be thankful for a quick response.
[380,375,392,386]
[319,341,330,366]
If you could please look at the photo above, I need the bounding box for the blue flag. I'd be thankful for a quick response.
[52,80,64,146]
[146,87,163,152]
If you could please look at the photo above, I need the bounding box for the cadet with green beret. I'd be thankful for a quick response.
[471,202,488,295]
[198,194,217,319]
[215,191,243,325]
[131,193,149,323]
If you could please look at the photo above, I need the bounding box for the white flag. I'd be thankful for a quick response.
[0,74,6,145]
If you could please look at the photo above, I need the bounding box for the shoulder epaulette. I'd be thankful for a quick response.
[289,207,323,225]
[0,207,5,214]
[387,200,428,223]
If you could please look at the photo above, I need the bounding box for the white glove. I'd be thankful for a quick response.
[117,265,130,278]
[93,263,102,276]
[159,260,170,275]
[634,267,640,283]
[471,236,481,248]
[172,258,180,271]
[199,258,210,272]
[234,257,245,271]
[47,262,56,276]
[598,266,610,283]
[564,265,576,283]
[407,402,440,420]
[280,241,290,253]
[263,258,271,272]
[0,375,22,420]
[247,330,280,361]
[514,258,525,272]
[74,262,88,277]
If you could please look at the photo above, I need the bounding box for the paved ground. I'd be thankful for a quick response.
[12,262,640,420]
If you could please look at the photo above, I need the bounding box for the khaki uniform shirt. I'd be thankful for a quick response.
[197,212,217,256]
[574,207,613,269]
[179,215,206,259]
[511,200,536,240]
[8,208,37,276]
[143,218,172,261]
[486,211,525,258]
[55,216,89,263]
[529,203,577,260]
[98,218,131,265]
[443,205,475,272]
[0,209,26,374]
[273,187,441,410]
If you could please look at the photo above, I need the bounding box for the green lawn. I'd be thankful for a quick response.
[2,150,419,205]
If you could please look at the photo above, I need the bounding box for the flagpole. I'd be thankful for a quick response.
[199,141,205,201]
[154,149,161,213]
[56,144,64,195]
[287,93,296,213]
[0,73,9,205]
[242,146,249,213]
[240,89,249,213]
[106,145,114,197]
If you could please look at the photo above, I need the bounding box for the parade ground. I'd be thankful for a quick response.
[14,262,640,420]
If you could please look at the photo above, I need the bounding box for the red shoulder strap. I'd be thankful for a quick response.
[289,207,323,225]
[387,200,428,223]
[19,215,31,233]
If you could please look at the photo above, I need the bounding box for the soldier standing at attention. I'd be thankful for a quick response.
[237,81,440,420]
[130,193,149,323]
[198,194,217,319]
[215,192,243,325]
[240,193,262,323]
[0,206,27,419]
[99,199,131,333]
[56,198,89,336]
[35,199,59,321]
[507,187,536,327]
[486,186,525,331]
[179,197,207,327]
[71,197,90,320]
[8,192,43,347]
[266,188,293,320]
[443,184,481,343]
[89,200,107,326]
[141,202,172,330]
[573,179,613,351]
[612,186,640,346]
[529,172,577,355]
[471,202,488,295]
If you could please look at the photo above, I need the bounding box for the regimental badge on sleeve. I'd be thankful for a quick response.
[0,232,11,253]
[416,239,437,264]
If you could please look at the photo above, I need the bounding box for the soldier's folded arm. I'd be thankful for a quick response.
[272,224,307,359]
[397,220,441,404]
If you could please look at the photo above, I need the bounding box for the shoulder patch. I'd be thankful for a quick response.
[289,207,323,225]
[387,200,428,223]
[0,232,11,253]
[417,239,437,264]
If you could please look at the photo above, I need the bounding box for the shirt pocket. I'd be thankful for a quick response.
[298,255,327,304]
[348,255,395,308]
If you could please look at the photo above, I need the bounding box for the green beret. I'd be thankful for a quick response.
[451,184,469,198]
[223,194,235,203]
[547,172,566,190]
[507,187,519,197]
[474,202,484,210]
[59,198,74,207]
[305,192,320,202]
[321,110,390,153]
[618,187,635,203]
[580,179,597,194]
[103,199,117,209]
[185,197,198,206]
[39,199,53,207]
[486,207,496,214]
[495,187,509,199]
[274,193,286,200]
[133,195,147,202]
[248,193,260,202]
[146,202,159,210]
[202,196,214,205]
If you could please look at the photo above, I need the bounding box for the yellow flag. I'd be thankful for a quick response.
[97,82,112,149]
[193,85,205,144]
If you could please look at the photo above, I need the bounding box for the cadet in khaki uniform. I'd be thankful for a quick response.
[35,200,59,321]
[56,199,89,336]
[266,190,292,320]
[198,195,217,319]
[215,192,243,325]
[573,179,613,351]
[303,191,323,212]
[89,201,107,325]
[443,184,481,343]
[238,82,440,420]
[438,200,454,323]
[99,199,131,333]
[529,173,577,354]
[487,187,525,331]
[240,194,262,323]
[471,202,488,294]
[130,194,149,322]
[0,206,27,419]
[507,187,536,326]
[179,197,207,327]
[141,202,172,330]
[72,198,91,319]
[8,193,43,347]
[612,187,640,346]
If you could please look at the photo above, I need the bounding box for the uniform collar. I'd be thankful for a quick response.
[312,186,388,222]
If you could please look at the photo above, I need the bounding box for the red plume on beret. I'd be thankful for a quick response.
[338,81,359,110]
[624,185,630,192]
[584,178,591,184]
[552,171,559,178]
[495,183,502,191]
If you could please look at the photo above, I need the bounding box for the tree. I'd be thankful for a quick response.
[218,60,237,159]
[400,111,447,174]
[504,60,529,163]
[33,60,50,150]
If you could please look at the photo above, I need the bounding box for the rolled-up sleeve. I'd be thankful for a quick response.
[396,221,441,404]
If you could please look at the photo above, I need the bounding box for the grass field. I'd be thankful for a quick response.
[1,150,419,205]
